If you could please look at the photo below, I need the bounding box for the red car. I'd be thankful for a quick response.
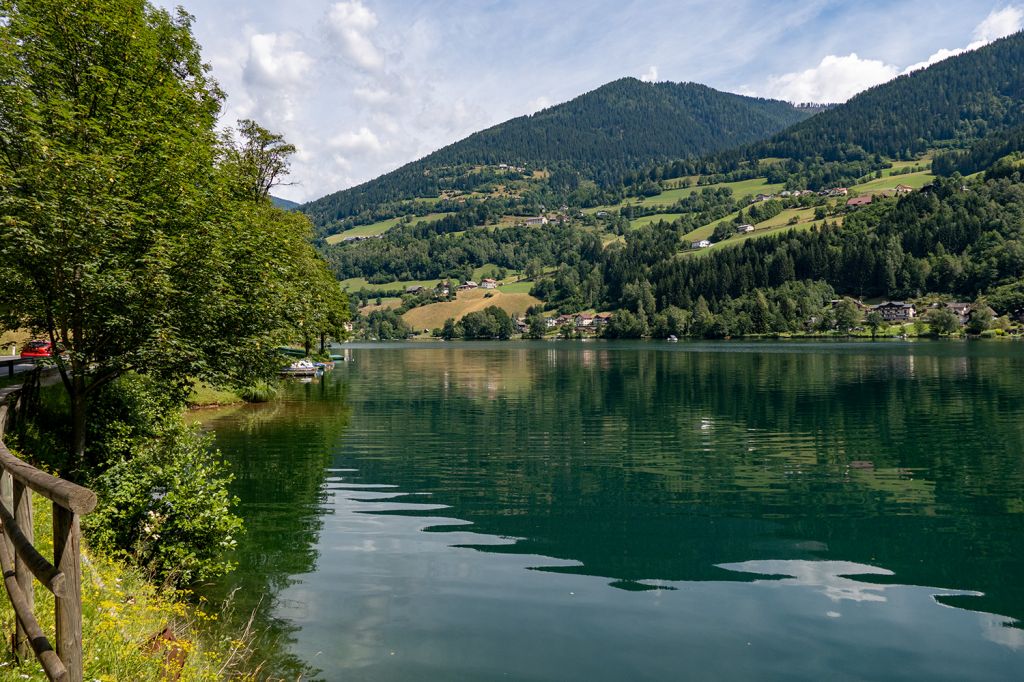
[20,340,53,359]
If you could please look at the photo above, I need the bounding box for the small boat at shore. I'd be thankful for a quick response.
[667,335,679,343]
[279,360,321,377]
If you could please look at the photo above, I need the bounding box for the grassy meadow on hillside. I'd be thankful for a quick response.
[403,288,541,331]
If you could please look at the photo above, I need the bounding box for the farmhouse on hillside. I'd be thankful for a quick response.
[481,278,498,289]
[874,301,916,321]
[846,195,873,209]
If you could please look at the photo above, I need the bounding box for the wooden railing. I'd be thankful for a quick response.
[0,372,96,682]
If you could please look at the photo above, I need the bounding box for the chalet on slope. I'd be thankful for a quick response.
[943,302,972,323]
[874,301,916,321]
[693,239,711,249]
[575,313,595,328]
[525,216,549,226]
[481,278,498,289]
[736,224,755,234]
[846,195,873,209]
[406,285,426,295]
[895,184,915,195]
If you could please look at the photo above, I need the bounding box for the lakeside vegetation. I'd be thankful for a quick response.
[0,1,348,678]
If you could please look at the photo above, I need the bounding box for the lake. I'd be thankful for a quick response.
[198,340,1024,681]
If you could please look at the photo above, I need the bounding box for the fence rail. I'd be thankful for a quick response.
[0,371,96,682]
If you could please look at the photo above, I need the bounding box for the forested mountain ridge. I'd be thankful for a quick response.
[301,79,810,231]
[632,30,1024,189]
[323,31,1024,339]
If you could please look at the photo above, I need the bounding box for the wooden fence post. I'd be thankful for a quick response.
[12,481,33,660]
[53,506,82,682]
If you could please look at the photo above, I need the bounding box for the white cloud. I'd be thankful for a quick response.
[639,65,658,82]
[326,1,384,72]
[750,5,1024,103]
[974,5,1024,42]
[756,53,898,103]
[353,86,394,105]
[244,33,313,87]
[329,127,384,154]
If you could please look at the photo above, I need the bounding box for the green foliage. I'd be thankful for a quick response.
[0,2,346,460]
[239,380,279,403]
[87,418,242,585]
[526,314,548,339]
[461,306,516,340]
[80,375,242,585]
[362,309,413,339]
[926,307,962,336]
[967,304,996,334]
[603,309,647,338]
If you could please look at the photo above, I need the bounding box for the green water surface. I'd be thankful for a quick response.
[199,341,1024,681]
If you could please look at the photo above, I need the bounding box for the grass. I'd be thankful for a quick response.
[325,212,453,245]
[359,297,402,313]
[497,280,536,294]
[339,276,445,293]
[471,264,523,282]
[186,382,243,408]
[0,494,258,681]
[402,288,541,331]
[850,170,934,194]
[0,329,30,355]
[586,177,787,216]
[630,213,683,229]
[685,221,822,258]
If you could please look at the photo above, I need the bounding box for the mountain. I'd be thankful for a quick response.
[270,195,299,210]
[326,32,1024,338]
[302,79,811,231]
[738,31,1024,162]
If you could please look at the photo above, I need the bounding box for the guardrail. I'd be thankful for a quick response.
[0,371,96,682]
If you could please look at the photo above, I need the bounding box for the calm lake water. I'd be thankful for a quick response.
[198,341,1024,681]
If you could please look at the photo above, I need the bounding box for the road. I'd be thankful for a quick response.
[0,356,39,378]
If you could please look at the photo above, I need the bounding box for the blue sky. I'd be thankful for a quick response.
[154,1,1024,201]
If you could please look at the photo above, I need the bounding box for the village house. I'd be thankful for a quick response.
[945,302,972,323]
[846,195,873,209]
[480,278,498,289]
[874,301,916,321]
[545,317,560,329]
[895,184,915,195]
[457,280,479,291]
[405,285,426,295]
[555,314,576,327]
[525,216,549,226]
[575,313,595,328]
[693,239,711,249]
[828,187,849,197]
[736,223,755,234]
[593,312,614,326]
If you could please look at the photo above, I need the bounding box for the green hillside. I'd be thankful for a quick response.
[301,79,810,233]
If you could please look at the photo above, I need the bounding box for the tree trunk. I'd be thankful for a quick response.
[70,388,87,465]
[319,332,326,355]
[303,336,312,357]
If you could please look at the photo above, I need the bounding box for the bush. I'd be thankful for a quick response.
[82,375,243,585]
[86,418,242,585]
[239,380,279,403]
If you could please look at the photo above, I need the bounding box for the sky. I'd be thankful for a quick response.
[153,1,1024,202]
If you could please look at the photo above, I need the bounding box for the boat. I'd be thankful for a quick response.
[279,359,322,377]
[667,335,679,343]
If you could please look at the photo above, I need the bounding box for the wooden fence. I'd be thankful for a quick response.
[0,371,96,682]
